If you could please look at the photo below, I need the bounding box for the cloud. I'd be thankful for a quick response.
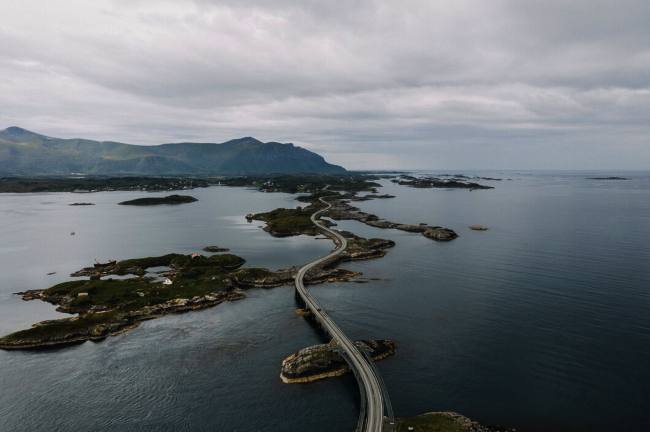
[0,0,648,169]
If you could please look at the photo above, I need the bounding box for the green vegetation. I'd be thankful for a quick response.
[108,253,181,275]
[232,268,275,280]
[0,127,344,176]
[118,194,198,206]
[0,311,127,347]
[46,254,246,313]
[392,175,494,190]
[0,176,213,193]
[250,205,322,236]
[396,413,471,432]
[221,174,379,194]
[0,252,249,349]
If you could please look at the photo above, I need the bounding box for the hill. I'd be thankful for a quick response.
[0,127,345,175]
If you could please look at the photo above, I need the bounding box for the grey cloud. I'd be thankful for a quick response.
[0,0,648,169]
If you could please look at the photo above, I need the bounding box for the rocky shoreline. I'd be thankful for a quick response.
[0,222,395,350]
[0,290,247,350]
[280,339,396,383]
[396,411,515,432]
[392,174,494,190]
[327,200,458,241]
[249,193,458,242]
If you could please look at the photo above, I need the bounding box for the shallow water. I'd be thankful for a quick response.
[1,172,650,431]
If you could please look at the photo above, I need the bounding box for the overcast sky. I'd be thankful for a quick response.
[1,0,649,169]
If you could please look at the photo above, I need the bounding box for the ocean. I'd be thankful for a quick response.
[1,171,649,431]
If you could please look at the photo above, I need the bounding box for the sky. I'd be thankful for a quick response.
[1,0,649,169]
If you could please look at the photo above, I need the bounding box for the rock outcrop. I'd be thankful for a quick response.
[280,339,396,383]
[326,200,458,242]
[391,175,494,190]
[397,411,514,432]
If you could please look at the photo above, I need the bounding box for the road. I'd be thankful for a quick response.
[294,196,389,432]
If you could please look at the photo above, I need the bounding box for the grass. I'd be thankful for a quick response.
[251,205,321,236]
[0,252,249,347]
[233,268,275,279]
[0,177,213,193]
[222,174,380,194]
[396,413,469,432]
[50,254,246,311]
[0,311,126,345]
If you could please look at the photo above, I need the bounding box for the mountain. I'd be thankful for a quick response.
[0,127,346,175]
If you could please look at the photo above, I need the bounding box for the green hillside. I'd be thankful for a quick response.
[0,127,345,175]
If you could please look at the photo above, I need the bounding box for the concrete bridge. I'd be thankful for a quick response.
[294,196,394,432]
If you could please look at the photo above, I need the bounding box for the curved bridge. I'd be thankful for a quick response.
[294,197,394,432]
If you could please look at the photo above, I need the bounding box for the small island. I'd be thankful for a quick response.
[249,190,458,242]
[69,202,95,206]
[118,194,198,206]
[281,339,396,383]
[392,175,494,190]
[0,222,396,350]
[586,176,628,180]
[203,245,230,253]
[396,411,511,432]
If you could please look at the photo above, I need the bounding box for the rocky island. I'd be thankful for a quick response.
[396,412,512,432]
[203,245,230,253]
[392,175,494,190]
[118,194,198,205]
[249,204,324,237]
[586,176,628,180]
[281,339,396,383]
[0,221,395,350]
[245,175,459,242]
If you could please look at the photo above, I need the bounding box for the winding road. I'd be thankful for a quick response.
[294,196,392,432]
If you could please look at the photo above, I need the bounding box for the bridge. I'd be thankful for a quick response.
[294,196,394,432]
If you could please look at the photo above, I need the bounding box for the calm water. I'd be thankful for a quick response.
[1,172,650,431]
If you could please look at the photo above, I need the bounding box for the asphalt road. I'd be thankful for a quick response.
[294,197,386,432]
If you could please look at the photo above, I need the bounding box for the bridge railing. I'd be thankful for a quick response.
[339,350,368,432]
[360,348,394,427]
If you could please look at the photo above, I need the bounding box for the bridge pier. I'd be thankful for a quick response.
[294,287,306,307]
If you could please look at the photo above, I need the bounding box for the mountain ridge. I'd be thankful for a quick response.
[0,127,345,175]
